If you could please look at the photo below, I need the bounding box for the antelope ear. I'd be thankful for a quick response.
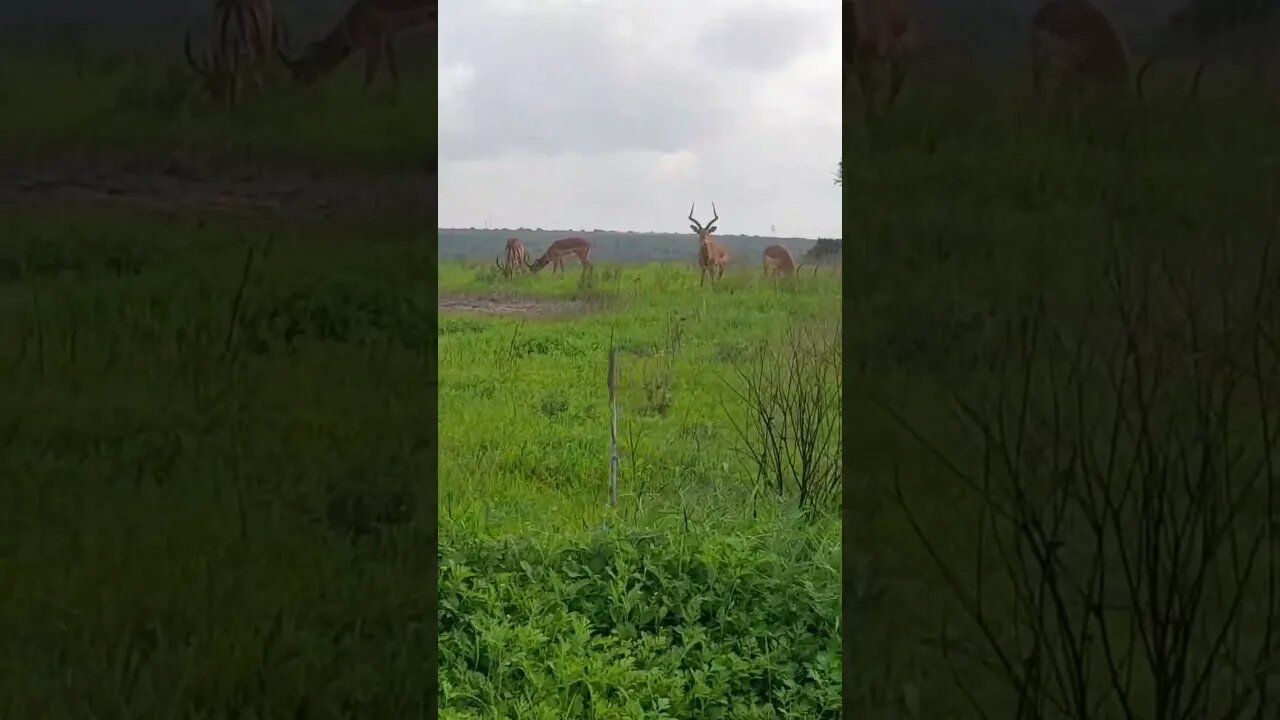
[689,224,700,233]
[707,225,718,233]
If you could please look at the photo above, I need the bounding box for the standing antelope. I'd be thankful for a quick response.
[762,245,797,278]
[689,203,729,287]
[494,238,527,279]
[1031,0,1132,101]
[525,238,593,277]
[275,0,436,94]
[850,0,920,120]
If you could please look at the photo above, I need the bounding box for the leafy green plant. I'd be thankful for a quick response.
[439,527,841,717]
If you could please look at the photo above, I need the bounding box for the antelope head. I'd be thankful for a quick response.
[524,254,550,273]
[273,18,351,87]
[688,202,719,244]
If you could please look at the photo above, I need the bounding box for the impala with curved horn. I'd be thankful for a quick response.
[1031,0,1132,101]
[215,0,274,98]
[494,238,527,279]
[689,202,729,287]
[525,237,593,277]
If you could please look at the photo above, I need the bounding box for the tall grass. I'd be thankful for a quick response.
[438,261,843,716]
[0,205,842,716]
[0,49,433,170]
[1,208,439,716]
[843,71,1280,716]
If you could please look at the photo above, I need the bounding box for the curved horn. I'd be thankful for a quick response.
[184,27,212,80]
[225,23,241,77]
[707,202,719,229]
[273,18,298,73]
[1189,57,1208,99]
[217,3,233,58]
[1136,56,1156,99]
[688,203,703,232]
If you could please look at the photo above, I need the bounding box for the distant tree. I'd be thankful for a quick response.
[804,238,842,265]
[834,160,843,187]
[1142,0,1280,94]
[1172,0,1279,38]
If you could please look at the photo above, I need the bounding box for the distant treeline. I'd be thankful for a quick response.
[439,229,833,266]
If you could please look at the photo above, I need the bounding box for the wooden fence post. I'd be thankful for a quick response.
[607,344,619,507]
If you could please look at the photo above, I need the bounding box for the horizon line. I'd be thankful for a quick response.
[437,227,842,241]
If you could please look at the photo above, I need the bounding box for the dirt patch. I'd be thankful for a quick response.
[438,294,578,317]
[0,153,432,221]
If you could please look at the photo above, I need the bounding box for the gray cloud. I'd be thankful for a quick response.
[697,9,824,72]
[440,3,732,160]
[439,0,842,238]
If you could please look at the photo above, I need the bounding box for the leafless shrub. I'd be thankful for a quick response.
[722,319,842,514]
[884,221,1280,718]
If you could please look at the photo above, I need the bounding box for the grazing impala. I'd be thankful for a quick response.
[494,238,527,279]
[525,237,593,277]
[275,0,436,93]
[689,203,729,287]
[850,0,920,119]
[762,245,797,278]
[1031,0,1132,101]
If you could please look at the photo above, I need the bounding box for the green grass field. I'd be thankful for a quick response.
[1,209,441,717]
[0,49,432,170]
[437,263,842,716]
[843,78,1280,716]
[8,36,1280,717]
[0,204,842,716]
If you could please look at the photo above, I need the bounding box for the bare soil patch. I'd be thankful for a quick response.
[438,294,578,317]
[0,153,432,221]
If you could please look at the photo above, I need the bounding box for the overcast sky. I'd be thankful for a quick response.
[438,0,842,239]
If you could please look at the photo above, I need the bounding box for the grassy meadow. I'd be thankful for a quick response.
[0,41,845,719]
[843,76,1280,717]
[1,209,441,717]
[437,262,842,716]
[0,204,842,716]
[0,47,433,169]
[7,29,1280,718]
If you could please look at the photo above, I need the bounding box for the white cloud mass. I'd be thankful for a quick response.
[438,0,842,238]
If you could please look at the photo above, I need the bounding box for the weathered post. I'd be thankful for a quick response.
[607,344,619,507]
